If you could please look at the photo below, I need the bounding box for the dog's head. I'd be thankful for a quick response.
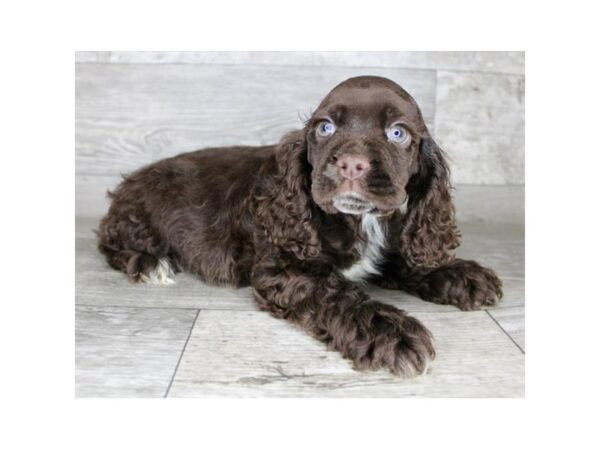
[306,76,426,216]
[274,76,460,267]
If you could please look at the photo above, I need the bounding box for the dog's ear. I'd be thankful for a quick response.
[399,135,461,268]
[253,130,321,260]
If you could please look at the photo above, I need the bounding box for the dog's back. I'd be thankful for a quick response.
[97,145,276,286]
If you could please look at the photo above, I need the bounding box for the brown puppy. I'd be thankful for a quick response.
[97,76,502,376]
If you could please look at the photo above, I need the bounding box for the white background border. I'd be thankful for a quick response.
[1,0,599,448]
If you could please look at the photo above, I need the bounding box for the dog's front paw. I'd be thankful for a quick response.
[349,303,436,377]
[427,259,503,310]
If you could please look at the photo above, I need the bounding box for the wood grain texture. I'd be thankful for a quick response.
[454,184,524,224]
[75,51,525,75]
[457,222,524,279]
[76,235,255,311]
[76,63,436,177]
[435,70,525,184]
[75,306,198,397]
[488,306,525,352]
[167,309,524,397]
[76,174,119,217]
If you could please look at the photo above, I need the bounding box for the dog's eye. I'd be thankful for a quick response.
[386,125,410,145]
[317,121,336,137]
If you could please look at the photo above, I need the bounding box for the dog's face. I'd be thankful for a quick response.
[306,76,429,216]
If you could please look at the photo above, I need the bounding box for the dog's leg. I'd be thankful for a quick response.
[251,258,435,376]
[97,206,178,285]
[376,256,503,311]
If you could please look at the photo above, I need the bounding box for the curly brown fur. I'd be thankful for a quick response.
[97,75,502,376]
[375,256,503,311]
[398,137,462,268]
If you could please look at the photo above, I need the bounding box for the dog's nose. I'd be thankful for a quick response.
[336,154,370,180]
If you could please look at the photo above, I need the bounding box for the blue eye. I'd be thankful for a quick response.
[386,125,410,144]
[317,121,336,137]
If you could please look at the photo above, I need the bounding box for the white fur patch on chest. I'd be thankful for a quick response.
[341,214,386,282]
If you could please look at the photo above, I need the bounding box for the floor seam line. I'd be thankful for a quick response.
[76,303,519,314]
[486,310,525,354]
[164,309,200,398]
[76,303,216,311]
[75,303,258,312]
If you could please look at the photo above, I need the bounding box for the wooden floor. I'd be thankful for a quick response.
[75,189,525,398]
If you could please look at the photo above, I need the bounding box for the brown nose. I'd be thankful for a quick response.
[336,154,370,180]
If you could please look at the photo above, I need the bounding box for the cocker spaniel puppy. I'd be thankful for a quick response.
[97,76,502,376]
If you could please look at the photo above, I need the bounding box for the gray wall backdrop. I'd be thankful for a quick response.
[75,51,524,218]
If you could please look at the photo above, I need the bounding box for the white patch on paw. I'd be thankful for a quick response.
[140,258,175,285]
[398,352,433,378]
[342,213,386,282]
[419,354,433,376]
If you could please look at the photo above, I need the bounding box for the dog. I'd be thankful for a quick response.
[97,75,502,376]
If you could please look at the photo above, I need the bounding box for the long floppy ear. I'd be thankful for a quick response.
[252,130,321,260]
[399,135,461,268]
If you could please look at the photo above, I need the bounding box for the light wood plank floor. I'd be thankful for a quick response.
[75,192,525,398]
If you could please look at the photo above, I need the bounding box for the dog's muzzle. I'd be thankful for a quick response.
[332,192,375,215]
